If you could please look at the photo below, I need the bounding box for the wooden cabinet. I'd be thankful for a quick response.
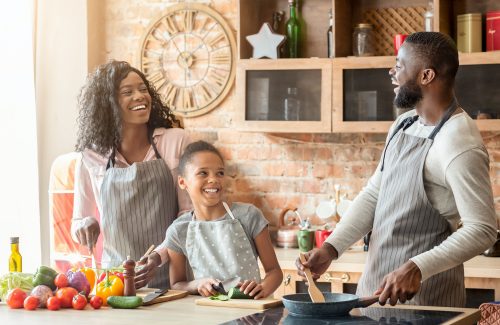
[236,0,500,133]
[235,59,332,132]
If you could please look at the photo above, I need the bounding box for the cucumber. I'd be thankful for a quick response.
[107,296,143,309]
[228,287,252,299]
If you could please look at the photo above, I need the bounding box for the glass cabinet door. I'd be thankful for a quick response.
[236,59,332,133]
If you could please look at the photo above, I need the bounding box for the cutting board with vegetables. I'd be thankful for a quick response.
[195,297,282,310]
[136,288,188,305]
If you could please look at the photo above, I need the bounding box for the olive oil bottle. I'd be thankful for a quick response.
[9,237,22,272]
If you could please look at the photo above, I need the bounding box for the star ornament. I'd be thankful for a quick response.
[246,23,286,59]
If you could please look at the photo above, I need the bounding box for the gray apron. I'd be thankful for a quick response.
[185,203,261,282]
[100,135,178,289]
[357,100,465,307]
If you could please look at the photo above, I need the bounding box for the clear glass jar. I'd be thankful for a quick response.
[352,23,375,56]
[284,87,301,121]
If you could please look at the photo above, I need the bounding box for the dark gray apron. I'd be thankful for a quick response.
[100,135,178,289]
[357,100,465,307]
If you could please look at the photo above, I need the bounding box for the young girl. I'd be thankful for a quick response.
[162,140,283,299]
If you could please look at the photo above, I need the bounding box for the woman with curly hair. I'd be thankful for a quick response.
[71,60,192,289]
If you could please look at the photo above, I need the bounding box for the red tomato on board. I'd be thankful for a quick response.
[6,288,27,309]
[89,295,103,309]
[54,273,69,288]
[47,297,61,311]
[55,287,78,308]
[72,293,87,310]
[23,296,39,310]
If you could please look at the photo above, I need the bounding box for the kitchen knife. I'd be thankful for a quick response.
[211,277,241,295]
[142,288,168,305]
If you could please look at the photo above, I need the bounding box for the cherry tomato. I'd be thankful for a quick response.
[54,273,69,288]
[55,287,78,308]
[72,293,87,310]
[6,288,27,309]
[47,296,61,311]
[89,295,103,309]
[23,296,39,310]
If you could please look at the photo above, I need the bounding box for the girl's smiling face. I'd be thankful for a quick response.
[178,151,226,209]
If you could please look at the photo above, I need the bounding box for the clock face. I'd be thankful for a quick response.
[140,3,236,117]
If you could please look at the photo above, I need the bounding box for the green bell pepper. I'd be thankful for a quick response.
[32,265,58,290]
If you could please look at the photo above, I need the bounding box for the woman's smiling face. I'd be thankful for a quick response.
[117,71,152,125]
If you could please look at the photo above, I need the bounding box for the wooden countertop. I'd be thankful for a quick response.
[0,295,480,325]
[272,247,500,279]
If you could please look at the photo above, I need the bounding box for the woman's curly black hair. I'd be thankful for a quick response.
[75,60,180,156]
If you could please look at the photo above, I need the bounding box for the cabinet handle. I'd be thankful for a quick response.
[283,274,291,286]
[324,272,350,283]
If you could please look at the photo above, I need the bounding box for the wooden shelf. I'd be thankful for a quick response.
[236,0,500,133]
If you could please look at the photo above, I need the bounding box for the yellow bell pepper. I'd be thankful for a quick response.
[96,272,124,305]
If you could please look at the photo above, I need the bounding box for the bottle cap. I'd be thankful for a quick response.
[356,23,373,29]
[288,0,296,4]
[10,237,19,244]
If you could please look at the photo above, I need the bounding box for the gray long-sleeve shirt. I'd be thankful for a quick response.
[327,110,498,282]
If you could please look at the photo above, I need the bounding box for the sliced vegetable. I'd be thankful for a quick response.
[66,270,90,297]
[30,285,53,307]
[107,296,143,309]
[33,266,58,290]
[209,293,229,301]
[228,287,252,299]
[0,272,33,301]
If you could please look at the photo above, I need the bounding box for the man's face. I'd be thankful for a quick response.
[389,44,423,109]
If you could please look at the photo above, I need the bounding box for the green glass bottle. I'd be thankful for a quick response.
[285,0,301,58]
[9,237,22,272]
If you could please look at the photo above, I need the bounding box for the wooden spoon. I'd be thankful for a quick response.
[299,252,326,303]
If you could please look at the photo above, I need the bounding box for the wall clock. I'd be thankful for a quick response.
[139,3,236,117]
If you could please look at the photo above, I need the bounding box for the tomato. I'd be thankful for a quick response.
[6,288,27,309]
[55,287,78,308]
[72,293,87,310]
[54,273,69,288]
[89,295,103,309]
[23,296,39,310]
[47,296,61,311]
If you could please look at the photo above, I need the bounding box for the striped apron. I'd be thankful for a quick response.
[356,99,465,307]
[99,138,178,289]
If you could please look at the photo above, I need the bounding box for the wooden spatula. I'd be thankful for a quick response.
[299,252,326,303]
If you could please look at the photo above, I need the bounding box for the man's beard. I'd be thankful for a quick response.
[394,78,423,109]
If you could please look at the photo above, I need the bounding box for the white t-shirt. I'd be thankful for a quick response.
[327,109,498,282]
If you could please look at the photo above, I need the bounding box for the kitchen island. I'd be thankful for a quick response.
[0,295,480,325]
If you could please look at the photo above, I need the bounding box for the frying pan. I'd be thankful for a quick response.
[282,293,379,317]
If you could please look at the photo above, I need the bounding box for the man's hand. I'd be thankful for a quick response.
[135,252,161,289]
[74,217,100,250]
[295,243,338,280]
[375,260,422,306]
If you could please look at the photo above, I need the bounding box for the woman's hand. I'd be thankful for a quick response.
[197,278,219,297]
[135,252,161,289]
[239,280,268,299]
[74,216,100,250]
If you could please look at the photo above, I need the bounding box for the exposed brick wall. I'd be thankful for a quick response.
[100,0,500,227]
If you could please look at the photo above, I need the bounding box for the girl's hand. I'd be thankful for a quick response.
[239,280,268,299]
[197,278,219,297]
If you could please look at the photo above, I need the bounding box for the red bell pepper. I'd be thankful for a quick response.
[98,271,124,284]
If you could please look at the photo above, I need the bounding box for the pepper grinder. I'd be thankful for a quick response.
[123,255,136,296]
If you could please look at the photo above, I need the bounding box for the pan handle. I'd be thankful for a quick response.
[356,295,380,308]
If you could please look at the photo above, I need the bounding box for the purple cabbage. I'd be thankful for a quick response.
[66,270,90,297]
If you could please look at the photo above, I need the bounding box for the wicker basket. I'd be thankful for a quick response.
[363,7,425,56]
[479,302,500,325]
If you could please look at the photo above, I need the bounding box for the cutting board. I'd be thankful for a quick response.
[136,288,189,305]
[195,297,282,310]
